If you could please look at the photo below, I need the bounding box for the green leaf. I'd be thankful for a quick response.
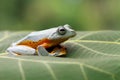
[0,31,120,80]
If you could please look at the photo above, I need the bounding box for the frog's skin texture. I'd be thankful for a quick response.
[6,24,76,57]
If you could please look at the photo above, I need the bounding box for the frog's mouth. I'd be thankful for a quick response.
[71,31,76,37]
[49,38,68,47]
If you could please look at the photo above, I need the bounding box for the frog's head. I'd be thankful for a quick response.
[48,24,76,42]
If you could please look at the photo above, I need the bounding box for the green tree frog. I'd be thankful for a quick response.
[6,24,76,57]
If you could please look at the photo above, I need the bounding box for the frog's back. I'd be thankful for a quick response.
[12,28,56,49]
[25,30,50,41]
[26,28,57,41]
[16,28,55,43]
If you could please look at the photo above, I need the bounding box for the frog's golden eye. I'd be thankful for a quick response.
[58,27,66,35]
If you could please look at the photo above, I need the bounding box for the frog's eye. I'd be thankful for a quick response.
[58,27,66,35]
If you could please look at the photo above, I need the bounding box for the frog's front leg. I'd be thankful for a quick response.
[37,46,49,56]
[37,45,67,57]
[6,45,36,56]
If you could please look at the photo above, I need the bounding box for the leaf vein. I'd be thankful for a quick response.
[67,40,120,45]
[80,64,88,80]
[78,31,101,39]
[44,62,58,80]
[18,60,26,80]
[67,41,120,57]
[84,64,114,76]
[0,31,29,43]
[0,31,9,42]
[0,56,115,77]
[78,32,94,39]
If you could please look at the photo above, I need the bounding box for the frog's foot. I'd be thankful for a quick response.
[37,46,67,57]
[49,46,67,57]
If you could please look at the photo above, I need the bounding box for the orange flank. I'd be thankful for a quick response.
[17,38,51,49]
[17,37,68,50]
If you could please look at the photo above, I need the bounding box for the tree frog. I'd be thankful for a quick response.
[6,24,76,57]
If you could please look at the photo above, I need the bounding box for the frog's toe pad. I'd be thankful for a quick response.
[49,51,60,57]
[37,46,49,56]
[49,48,66,57]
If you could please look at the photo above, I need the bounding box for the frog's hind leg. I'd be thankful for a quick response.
[50,46,67,57]
[6,45,36,56]
[37,46,67,57]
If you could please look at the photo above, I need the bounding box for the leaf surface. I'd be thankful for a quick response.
[0,31,120,80]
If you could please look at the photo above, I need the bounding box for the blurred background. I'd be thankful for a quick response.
[0,0,120,30]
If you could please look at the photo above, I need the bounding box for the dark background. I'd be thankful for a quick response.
[0,0,120,30]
